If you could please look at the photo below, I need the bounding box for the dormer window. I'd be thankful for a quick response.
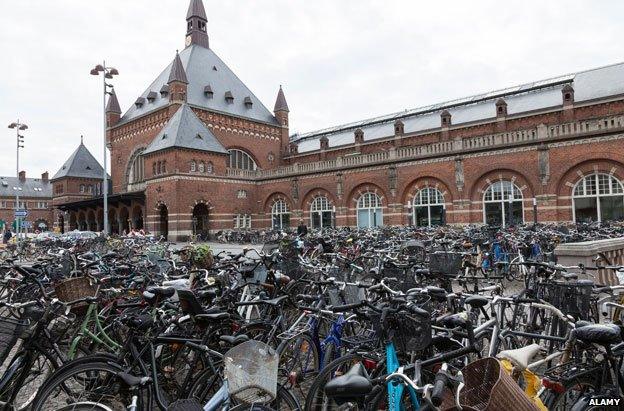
[244,96,253,108]
[135,97,145,108]
[196,133,203,140]
[147,91,157,102]
[160,85,169,97]
[564,93,571,101]
[204,85,213,98]
[225,91,234,104]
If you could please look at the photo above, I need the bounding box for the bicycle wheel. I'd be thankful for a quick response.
[540,375,596,411]
[55,403,115,411]
[278,333,319,403]
[31,361,151,411]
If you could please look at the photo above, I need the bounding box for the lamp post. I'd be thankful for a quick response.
[8,121,27,249]
[90,62,119,235]
[533,197,538,225]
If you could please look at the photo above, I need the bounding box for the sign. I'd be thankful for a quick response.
[21,221,31,229]
[14,209,27,218]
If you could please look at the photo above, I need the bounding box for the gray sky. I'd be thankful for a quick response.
[1,0,623,177]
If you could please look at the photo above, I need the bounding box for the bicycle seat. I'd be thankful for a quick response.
[237,295,289,307]
[146,286,176,299]
[465,295,489,309]
[497,343,541,370]
[561,273,578,280]
[324,363,372,398]
[194,312,229,323]
[123,315,153,331]
[220,334,250,345]
[575,324,622,345]
[577,279,594,286]
[436,313,469,328]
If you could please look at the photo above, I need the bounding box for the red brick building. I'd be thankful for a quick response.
[52,0,624,240]
[0,171,53,233]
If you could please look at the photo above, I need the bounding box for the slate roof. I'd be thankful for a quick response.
[105,89,121,114]
[52,142,109,180]
[168,52,188,84]
[292,62,624,153]
[143,104,227,155]
[187,0,207,20]
[274,86,289,112]
[119,45,278,126]
[0,177,51,198]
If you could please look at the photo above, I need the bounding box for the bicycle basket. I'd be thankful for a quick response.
[328,284,365,306]
[429,252,463,277]
[535,282,592,320]
[0,316,29,365]
[444,357,539,411]
[370,310,431,352]
[224,340,278,404]
[54,276,96,304]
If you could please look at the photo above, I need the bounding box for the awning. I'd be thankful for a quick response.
[57,191,145,212]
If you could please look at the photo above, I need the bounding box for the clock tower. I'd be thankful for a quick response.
[185,0,209,49]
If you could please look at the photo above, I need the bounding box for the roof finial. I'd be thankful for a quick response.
[80,135,84,144]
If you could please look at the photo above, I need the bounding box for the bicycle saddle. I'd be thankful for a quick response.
[575,324,622,345]
[237,295,289,307]
[194,312,229,323]
[324,363,372,398]
[436,313,469,329]
[465,295,489,309]
[497,343,541,370]
[146,286,176,299]
[561,273,578,280]
[220,334,250,345]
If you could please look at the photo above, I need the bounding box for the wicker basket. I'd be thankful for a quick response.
[441,358,539,411]
[0,316,29,365]
[54,276,96,303]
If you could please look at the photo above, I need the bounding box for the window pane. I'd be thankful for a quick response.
[485,203,503,225]
[373,209,383,227]
[311,213,321,229]
[574,197,598,223]
[430,205,445,226]
[504,201,524,225]
[357,209,369,228]
[322,211,333,228]
[415,206,429,227]
[600,196,624,221]
[585,176,596,195]
[282,214,290,229]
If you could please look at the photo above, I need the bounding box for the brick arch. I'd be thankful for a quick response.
[555,158,624,197]
[263,192,292,212]
[124,146,147,187]
[469,168,535,202]
[189,198,214,211]
[301,188,337,211]
[402,176,453,205]
[347,183,388,207]
[154,200,168,211]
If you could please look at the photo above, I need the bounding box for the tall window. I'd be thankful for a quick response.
[228,149,257,171]
[128,149,145,184]
[271,200,290,229]
[483,180,524,226]
[573,173,624,222]
[190,160,196,172]
[206,162,213,174]
[357,192,383,228]
[198,161,205,173]
[79,184,85,193]
[310,196,333,229]
[234,214,252,229]
[413,187,445,227]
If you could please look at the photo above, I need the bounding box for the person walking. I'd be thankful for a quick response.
[297,219,308,236]
[3,229,12,244]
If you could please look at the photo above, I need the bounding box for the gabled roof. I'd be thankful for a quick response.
[0,176,51,198]
[292,61,624,153]
[52,141,109,180]
[119,45,278,126]
[143,104,227,155]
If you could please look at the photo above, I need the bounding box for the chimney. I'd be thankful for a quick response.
[18,171,25,182]
[41,171,49,182]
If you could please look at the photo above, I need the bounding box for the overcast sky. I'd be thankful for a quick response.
[1,0,623,177]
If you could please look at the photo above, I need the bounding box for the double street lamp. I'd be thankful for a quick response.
[90,62,119,235]
[7,120,27,246]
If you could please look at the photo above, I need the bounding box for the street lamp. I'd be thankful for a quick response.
[8,120,27,249]
[90,61,119,235]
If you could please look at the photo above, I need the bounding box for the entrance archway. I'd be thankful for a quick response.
[159,205,169,240]
[87,210,96,232]
[58,214,65,234]
[119,207,130,235]
[132,206,144,230]
[108,209,118,235]
[192,203,209,240]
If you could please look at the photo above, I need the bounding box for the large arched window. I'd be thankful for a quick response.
[413,187,445,227]
[198,161,205,173]
[483,180,524,226]
[190,160,197,172]
[228,149,257,171]
[357,192,383,228]
[128,149,145,184]
[310,196,333,229]
[573,173,624,222]
[271,200,290,229]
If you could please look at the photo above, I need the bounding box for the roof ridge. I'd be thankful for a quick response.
[292,61,624,141]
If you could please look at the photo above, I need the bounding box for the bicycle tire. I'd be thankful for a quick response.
[540,373,597,411]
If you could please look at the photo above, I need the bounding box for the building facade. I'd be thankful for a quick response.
[52,0,624,240]
[0,171,53,233]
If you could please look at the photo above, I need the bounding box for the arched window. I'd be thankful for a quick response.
[206,161,213,174]
[271,200,290,229]
[413,187,445,227]
[483,180,524,226]
[152,162,157,176]
[190,160,196,172]
[228,149,257,171]
[162,161,167,174]
[128,149,145,184]
[357,192,383,228]
[79,184,85,193]
[198,161,205,173]
[310,196,333,229]
[573,173,624,222]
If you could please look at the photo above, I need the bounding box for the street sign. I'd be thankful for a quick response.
[21,221,31,229]
[14,209,27,218]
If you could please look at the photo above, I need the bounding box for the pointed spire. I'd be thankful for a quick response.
[168,51,188,84]
[274,85,289,113]
[105,89,122,114]
[80,135,84,145]
[187,0,207,20]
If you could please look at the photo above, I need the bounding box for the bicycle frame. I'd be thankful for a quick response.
[67,302,121,359]
[385,342,419,410]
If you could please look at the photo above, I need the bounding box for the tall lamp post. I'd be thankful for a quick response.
[90,62,118,235]
[8,121,27,247]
